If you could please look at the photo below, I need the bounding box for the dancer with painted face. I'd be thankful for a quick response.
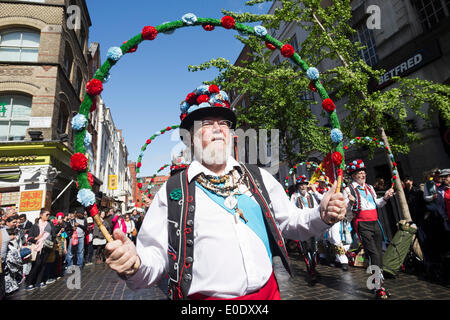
[344,159,394,299]
[104,84,347,300]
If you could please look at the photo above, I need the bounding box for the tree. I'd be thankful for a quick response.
[193,0,450,221]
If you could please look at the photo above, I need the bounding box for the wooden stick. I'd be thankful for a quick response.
[336,174,342,193]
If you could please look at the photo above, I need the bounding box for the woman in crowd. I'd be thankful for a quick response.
[124,213,136,243]
[25,209,56,290]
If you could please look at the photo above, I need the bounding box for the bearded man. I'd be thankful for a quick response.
[105,84,347,300]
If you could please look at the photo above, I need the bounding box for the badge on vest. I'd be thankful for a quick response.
[169,188,182,201]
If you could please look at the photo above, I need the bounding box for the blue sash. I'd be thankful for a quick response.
[196,182,272,260]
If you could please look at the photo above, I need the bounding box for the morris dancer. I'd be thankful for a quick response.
[105,84,347,300]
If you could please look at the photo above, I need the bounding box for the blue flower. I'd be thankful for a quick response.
[330,128,343,143]
[84,131,92,147]
[182,13,197,25]
[180,101,190,113]
[77,189,96,207]
[71,114,87,131]
[379,142,385,146]
[196,85,209,94]
[198,102,211,109]
[306,67,320,81]
[107,47,123,61]
[254,25,268,37]
[351,165,356,170]
[350,140,355,144]
[187,104,200,114]
[219,90,229,101]
[393,170,398,175]
[364,136,371,141]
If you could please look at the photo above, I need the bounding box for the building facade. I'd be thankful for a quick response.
[0,0,93,221]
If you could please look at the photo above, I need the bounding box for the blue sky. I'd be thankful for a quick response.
[86,0,271,178]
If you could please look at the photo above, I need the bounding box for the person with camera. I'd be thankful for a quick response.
[24,209,56,290]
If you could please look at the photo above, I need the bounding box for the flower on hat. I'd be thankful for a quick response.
[196,85,209,94]
[180,101,190,113]
[202,24,215,31]
[281,44,295,57]
[186,92,197,105]
[86,79,103,96]
[71,114,87,131]
[219,90,229,101]
[209,85,220,94]
[182,13,197,25]
[254,25,268,37]
[221,16,235,29]
[306,67,320,81]
[77,189,96,207]
[322,98,336,113]
[71,153,88,172]
[142,26,158,40]
[107,47,123,61]
[197,94,210,104]
[330,128,343,143]
[265,42,276,50]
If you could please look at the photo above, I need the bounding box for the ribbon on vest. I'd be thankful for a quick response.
[196,182,272,261]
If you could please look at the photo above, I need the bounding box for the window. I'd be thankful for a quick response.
[0,29,40,62]
[57,102,69,134]
[411,0,450,30]
[353,24,379,66]
[0,94,32,141]
[63,42,74,78]
[75,68,83,97]
[79,28,86,53]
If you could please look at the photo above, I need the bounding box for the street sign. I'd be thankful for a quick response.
[109,175,117,190]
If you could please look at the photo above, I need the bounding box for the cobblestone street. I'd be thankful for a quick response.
[9,250,450,301]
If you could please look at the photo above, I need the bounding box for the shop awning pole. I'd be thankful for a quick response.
[51,179,75,206]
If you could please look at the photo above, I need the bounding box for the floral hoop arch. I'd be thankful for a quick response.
[343,136,398,188]
[135,125,180,192]
[70,14,345,218]
[283,161,330,194]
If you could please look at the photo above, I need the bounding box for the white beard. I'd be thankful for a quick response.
[193,131,231,166]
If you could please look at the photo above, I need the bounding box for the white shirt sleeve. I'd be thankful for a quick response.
[124,184,169,290]
[259,168,330,241]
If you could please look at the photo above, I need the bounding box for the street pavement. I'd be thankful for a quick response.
[8,250,450,301]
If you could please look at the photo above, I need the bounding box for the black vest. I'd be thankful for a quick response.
[165,163,292,300]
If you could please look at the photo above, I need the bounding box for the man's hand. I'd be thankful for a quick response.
[320,181,347,225]
[105,229,140,277]
[383,188,395,201]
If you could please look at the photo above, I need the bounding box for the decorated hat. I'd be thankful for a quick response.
[56,212,64,218]
[296,175,309,185]
[346,159,367,175]
[179,84,236,131]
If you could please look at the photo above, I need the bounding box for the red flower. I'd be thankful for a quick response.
[86,79,103,96]
[221,16,235,29]
[281,44,295,58]
[166,126,172,131]
[202,24,215,31]
[393,162,397,167]
[331,152,343,166]
[197,94,209,104]
[87,172,94,187]
[160,166,165,171]
[322,98,336,113]
[186,92,197,105]
[142,26,158,40]
[224,101,231,108]
[265,41,276,50]
[70,153,88,172]
[356,137,361,140]
[137,162,142,168]
[209,85,220,94]
[309,82,317,92]
[344,145,349,150]
[357,159,363,164]
[146,139,151,144]
[137,183,143,189]
[123,41,138,53]
[393,175,397,180]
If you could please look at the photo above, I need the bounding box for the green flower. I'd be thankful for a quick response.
[169,188,182,201]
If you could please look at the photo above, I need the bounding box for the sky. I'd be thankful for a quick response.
[85,0,271,178]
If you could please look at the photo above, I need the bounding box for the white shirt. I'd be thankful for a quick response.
[126,157,330,298]
[345,181,387,211]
